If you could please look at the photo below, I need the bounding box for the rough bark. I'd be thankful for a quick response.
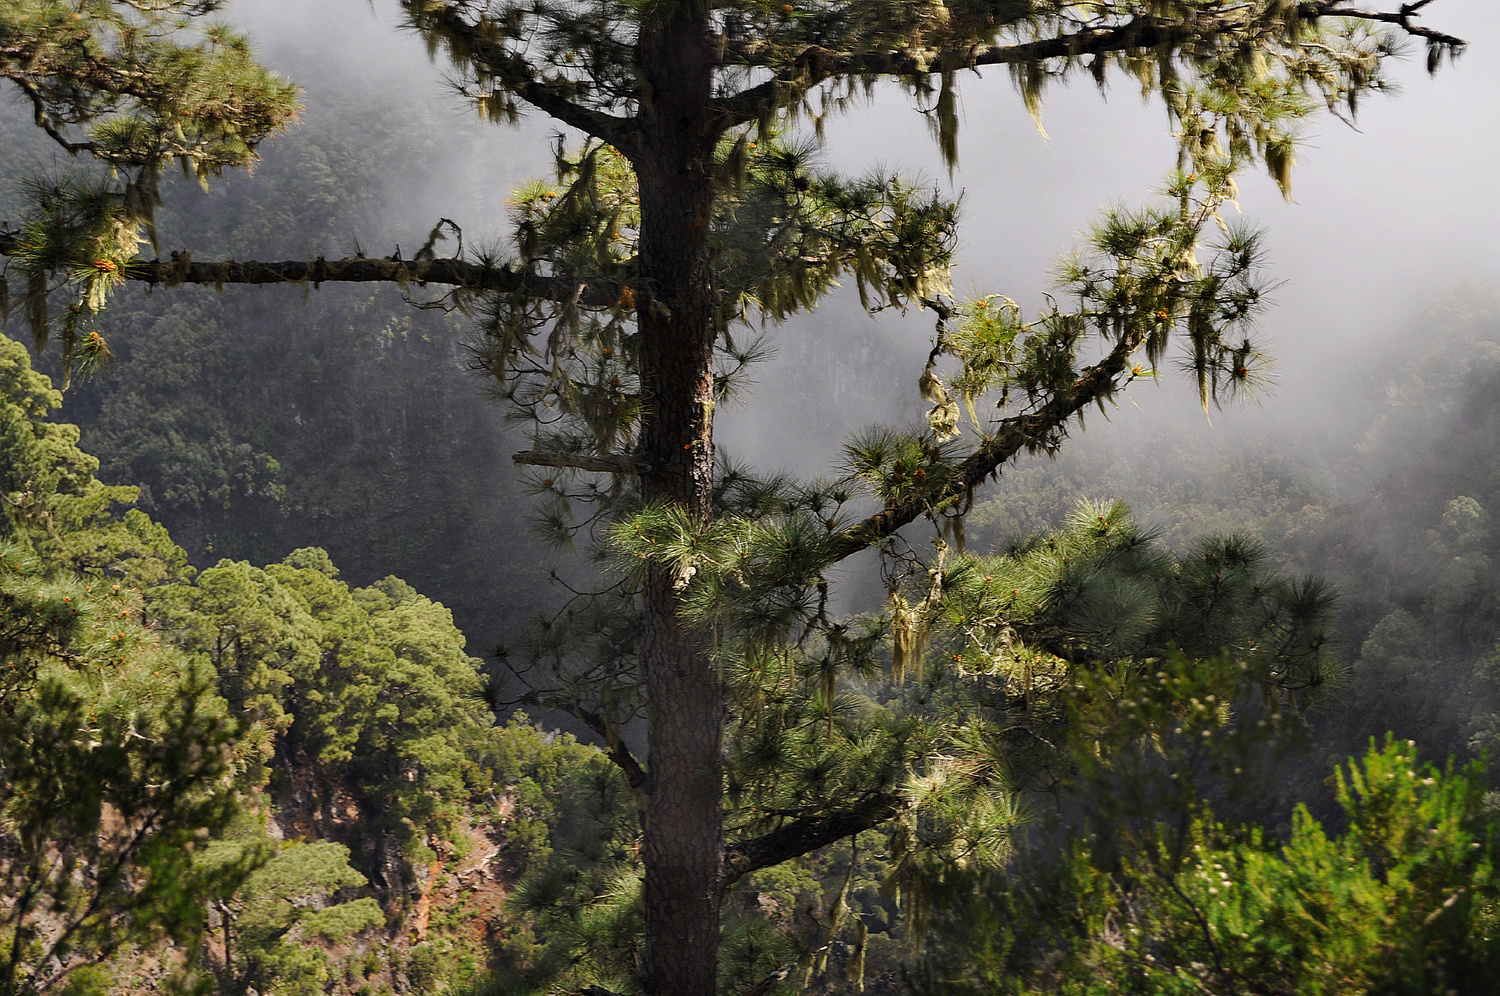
[631,5,724,996]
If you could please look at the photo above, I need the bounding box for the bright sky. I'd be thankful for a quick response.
[222,0,1499,462]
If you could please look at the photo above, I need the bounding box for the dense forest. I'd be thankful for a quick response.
[4,2,1500,995]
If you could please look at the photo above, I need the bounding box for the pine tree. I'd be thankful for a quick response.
[0,334,259,996]
[0,3,1467,994]
[911,737,1500,996]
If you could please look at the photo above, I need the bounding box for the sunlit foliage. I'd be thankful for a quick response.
[912,737,1500,996]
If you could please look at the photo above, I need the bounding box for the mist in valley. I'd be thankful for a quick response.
[6,2,1500,993]
[5,0,1493,744]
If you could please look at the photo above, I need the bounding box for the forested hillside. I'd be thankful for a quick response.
[0,51,552,656]
[961,287,1500,812]
[9,286,1500,994]
[0,331,649,994]
[5,2,1500,996]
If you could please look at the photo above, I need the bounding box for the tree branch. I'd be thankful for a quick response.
[1326,2,1467,52]
[512,450,643,475]
[1,16,301,175]
[822,327,1145,565]
[569,704,648,791]
[743,964,795,996]
[713,15,1233,129]
[417,4,640,156]
[0,231,629,306]
[721,793,900,890]
[711,3,1466,132]
[12,77,95,156]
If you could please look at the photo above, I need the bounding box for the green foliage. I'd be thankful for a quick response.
[0,652,255,996]
[0,70,551,643]
[46,282,550,649]
[0,1,301,371]
[541,498,1337,990]
[0,334,189,587]
[430,0,1447,526]
[925,187,1271,436]
[913,737,1500,996]
[62,308,286,514]
[494,136,1270,530]
[0,329,609,996]
[949,284,1500,804]
[0,336,259,996]
[0,327,651,995]
[197,823,384,996]
[0,2,300,178]
[404,941,473,994]
[928,500,1334,685]
[154,552,495,867]
[472,137,959,477]
[721,833,908,995]
[477,717,642,996]
[1,2,1472,994]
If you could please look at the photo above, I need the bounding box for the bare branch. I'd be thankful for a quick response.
[513,450,642,475]
[743,964,795,996]
[1325,2,1467,53]
[569,704,648,791]
[0,230,630,306]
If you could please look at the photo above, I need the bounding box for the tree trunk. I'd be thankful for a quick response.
[634,5,722,996]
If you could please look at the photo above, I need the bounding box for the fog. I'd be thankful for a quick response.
[212,0,1499,477]
[721,0,1500,469]
[4,0,1490,840]
[221,1,558,249]
[188,1,1500,646]
[9,7,1497,982]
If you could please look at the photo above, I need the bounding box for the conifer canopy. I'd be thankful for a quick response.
[0,2,1466,995]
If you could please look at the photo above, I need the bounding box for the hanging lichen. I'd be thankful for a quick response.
[889,592,931,686]
[847,915,869,992]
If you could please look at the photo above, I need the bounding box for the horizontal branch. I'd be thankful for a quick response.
[1327,1,1467,50]
[823,327,1146,565]
[0,231,629,306]
[712,2,1466,132]
[512,450,642,474]
[714,14,1237,129]
[721,793,900,890]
